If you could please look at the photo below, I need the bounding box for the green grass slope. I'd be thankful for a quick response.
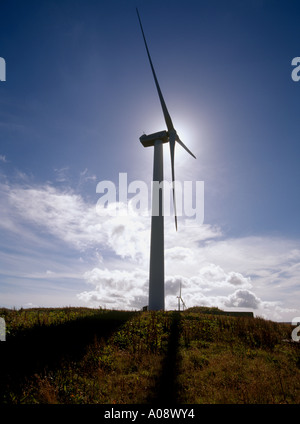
[0,307,299,404]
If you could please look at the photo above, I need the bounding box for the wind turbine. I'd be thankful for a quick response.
[177,281,186,312]
[136,8,196,311]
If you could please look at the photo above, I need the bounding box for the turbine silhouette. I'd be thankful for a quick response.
[177,281,186,312]
[137,8,196,310]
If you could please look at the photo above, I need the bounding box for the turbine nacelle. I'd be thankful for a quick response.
[139,130,169,147]
[139,129,178,148]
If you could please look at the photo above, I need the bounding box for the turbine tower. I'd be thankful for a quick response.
[137,9,196,311]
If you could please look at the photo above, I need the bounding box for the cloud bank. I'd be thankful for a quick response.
[0,173,299,321]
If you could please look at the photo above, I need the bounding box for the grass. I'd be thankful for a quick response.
[177,313,300,403]
[0,307,106,337]
[0,307,299,404]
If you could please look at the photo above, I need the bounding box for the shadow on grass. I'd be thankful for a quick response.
[151,311,181,404]
[0,310,135,402]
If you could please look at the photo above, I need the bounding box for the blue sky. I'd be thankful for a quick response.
[0,0,300,321]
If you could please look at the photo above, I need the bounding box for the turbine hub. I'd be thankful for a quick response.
[168,129,177,137]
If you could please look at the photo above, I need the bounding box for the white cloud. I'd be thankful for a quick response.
[54,167,70,183]
[224,289,261,309]
[79,168,97,183]
[227,272,251,286]
[197,264,252,288]
[8,184,102,250]
[78,267,148,309]
[0,155,7,163]
[3,183,151,263]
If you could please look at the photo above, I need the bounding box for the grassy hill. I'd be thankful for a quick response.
[0,307,299,404]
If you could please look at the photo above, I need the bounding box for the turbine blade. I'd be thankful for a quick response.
[176,136,196,159]
[169,132,177,230]
[180,297,186,309]
[136,8,174,132]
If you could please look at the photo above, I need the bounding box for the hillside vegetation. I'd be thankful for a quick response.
[0,307,299,404]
